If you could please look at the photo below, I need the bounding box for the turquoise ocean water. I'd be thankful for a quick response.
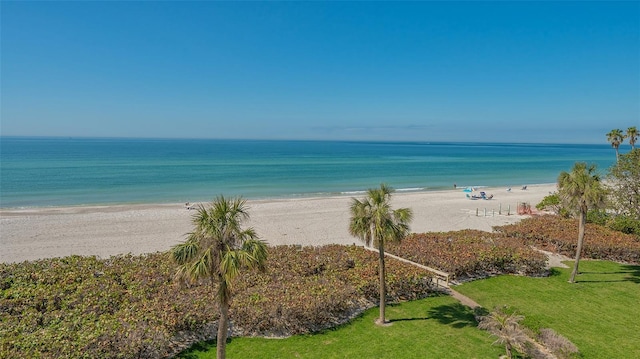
[0,137,620,208]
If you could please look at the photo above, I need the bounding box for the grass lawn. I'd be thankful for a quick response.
[456,260,640,358]
[179,260,639,358]
[178,295,503,358]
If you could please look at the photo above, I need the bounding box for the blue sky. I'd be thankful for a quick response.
[1,1,638,143]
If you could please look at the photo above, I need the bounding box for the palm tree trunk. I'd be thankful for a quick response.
[217,278,230,359]
[217,299,229,359]
[370,224,387,324]
[377,238,387,325]
[569,209,586,283]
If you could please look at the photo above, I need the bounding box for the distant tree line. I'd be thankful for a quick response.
[537,127,639,240]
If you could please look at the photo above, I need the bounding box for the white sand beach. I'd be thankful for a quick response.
[0,184,555,263]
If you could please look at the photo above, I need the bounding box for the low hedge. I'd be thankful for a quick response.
[386,230,548,281]
[495,215,640,264]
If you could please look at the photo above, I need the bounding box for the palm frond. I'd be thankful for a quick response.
[558,162,606,215]
[243,239,268,269]
[171,236,200,265]
[188,249,213,280]
[393,207,413,223]
[220,250,242,283]
[349,198,372,243]
[479,307,528,356]
[349,184,413,248]
[172,195,265,315]
[173,264,190,283]
[240,227,258,241]
[227,228,258,249]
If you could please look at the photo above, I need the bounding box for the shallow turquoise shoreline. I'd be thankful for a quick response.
[0,137,617,208]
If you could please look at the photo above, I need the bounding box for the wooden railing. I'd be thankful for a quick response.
[364,247,451,288]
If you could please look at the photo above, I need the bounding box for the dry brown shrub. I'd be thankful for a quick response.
[538,328,579,359]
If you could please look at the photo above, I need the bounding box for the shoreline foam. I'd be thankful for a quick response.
[0,183,556,263]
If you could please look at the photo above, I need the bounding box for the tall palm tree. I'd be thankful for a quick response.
[558,163,606,283]
[606,129,625,162]
[172,196,267,359]
[626,126,638,149]
[349,184,413,324]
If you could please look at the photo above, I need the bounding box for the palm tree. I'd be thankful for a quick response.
[172,196,267,359]
[606,129,625,162]
[626,126,638,149]
[478,306,529,359]
[557,163,606,283]
[349,184,413,324]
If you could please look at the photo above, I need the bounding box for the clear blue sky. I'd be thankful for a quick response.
[2,1,638,143]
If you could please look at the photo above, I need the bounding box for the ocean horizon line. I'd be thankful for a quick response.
[0,135,620,148]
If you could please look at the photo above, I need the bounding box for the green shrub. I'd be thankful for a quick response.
[586,211,640,238]
[607,215,640,237]
[536,193,561,214]
[586,209,610,225]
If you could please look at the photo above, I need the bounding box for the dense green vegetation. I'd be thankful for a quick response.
[456,260,640,358]
[0,227,545,358]
[0,245,434,358]
[3,213,639,358]
[606,148,640,227]
[178,295,503,359]
[536,148,640,238]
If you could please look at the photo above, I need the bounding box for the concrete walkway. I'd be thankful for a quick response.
[447,287,481,309]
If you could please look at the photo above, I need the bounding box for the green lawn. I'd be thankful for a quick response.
[456,260,640,358]
[179,260,640,359]
[178,295,502,359]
